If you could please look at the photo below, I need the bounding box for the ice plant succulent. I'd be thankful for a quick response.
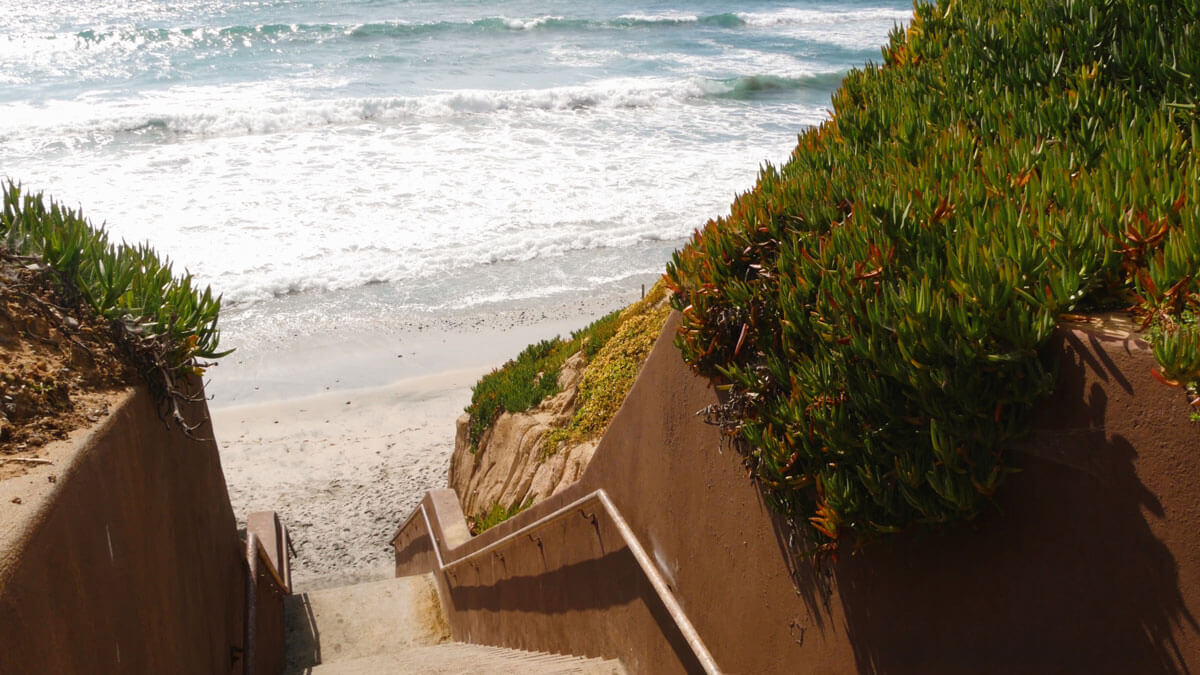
[1,181,229,432]
[666,0,1200,549]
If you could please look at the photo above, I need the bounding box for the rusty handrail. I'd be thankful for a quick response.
[244,532,259,675]
[243,519,291,675]
[250,534,290,595]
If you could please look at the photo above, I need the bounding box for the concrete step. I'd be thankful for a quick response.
[292,564,396,593]
[284,573,625,674]
[284,575,451,671]
[305,643,626,674]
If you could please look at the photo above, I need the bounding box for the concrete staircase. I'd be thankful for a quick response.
[283,575,625,674]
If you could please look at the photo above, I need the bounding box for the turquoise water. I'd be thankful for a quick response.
[0,0,910,353]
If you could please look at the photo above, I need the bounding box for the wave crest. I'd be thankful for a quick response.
[62,7,911,50]
[700,73,845,100]
[0,72,841,144]
[736,7,913,27]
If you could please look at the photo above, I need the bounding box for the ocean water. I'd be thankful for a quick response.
[0,0,910,396]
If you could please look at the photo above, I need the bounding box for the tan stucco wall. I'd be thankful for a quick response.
[398,312,1200,673]
[396,488,706,673]
[587,315,1200,673]
[0,386,246,675]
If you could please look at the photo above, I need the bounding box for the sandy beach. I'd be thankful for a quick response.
[209,290,650,590]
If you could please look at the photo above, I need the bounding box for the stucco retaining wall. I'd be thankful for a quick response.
[396,312,1200,673]
[396,488,710,673]
[0,386,248,674]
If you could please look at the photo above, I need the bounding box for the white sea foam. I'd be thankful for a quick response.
[617,12,700,24]
[736,7,912,48]
[2,87,825,306]
[1,0,906,318]
[500,15,562,30]
[0,74,832,148]
[736,7,914,27]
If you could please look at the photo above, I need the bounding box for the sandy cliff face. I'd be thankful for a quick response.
[449,283,671,526]
[449,351,598,520]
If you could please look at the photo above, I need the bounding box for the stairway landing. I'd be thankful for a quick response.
[283,574,624,674]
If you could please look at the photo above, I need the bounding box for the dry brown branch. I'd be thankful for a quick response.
[0,457,52,465]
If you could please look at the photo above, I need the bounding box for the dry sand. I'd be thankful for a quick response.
[209,291,648,590]
[212,369,478,590]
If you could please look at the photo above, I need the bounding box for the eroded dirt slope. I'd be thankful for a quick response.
[0,253,133,480]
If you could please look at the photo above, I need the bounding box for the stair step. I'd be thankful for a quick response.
[284,575,450,671]
[304,643,626,674]
[283,573,625,674]
[293,564,396,593]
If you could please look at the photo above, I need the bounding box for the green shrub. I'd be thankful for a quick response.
[466,283,673,454]
[666,0,1200,550]
[543,281,671,452]
[465,310,622,451]
[469,499,532,535]
[1,181,228,431]
[578,310,622,359]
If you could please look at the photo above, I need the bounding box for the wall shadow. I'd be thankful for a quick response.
[765,483,837,635]
[393,529,434,571]
[282,593,321,673]
[835,434,1194,673]
[773,329,1199,673]
[446,548,704,672]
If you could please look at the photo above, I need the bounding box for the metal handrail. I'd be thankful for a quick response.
[243,525,292,675]
[244,532,259,675]
[408,488,721,674]
[250,534,290,595]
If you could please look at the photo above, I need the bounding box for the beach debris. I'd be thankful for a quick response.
[0,457,53,465]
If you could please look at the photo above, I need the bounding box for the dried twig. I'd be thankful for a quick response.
[0,457,53,465]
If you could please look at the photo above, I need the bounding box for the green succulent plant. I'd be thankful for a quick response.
[666,0,1200,550]
[1,181,229,431]
[465,310,623,452]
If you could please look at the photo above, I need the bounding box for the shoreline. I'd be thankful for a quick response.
[207,277,661,407]
[209,284,656,589]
